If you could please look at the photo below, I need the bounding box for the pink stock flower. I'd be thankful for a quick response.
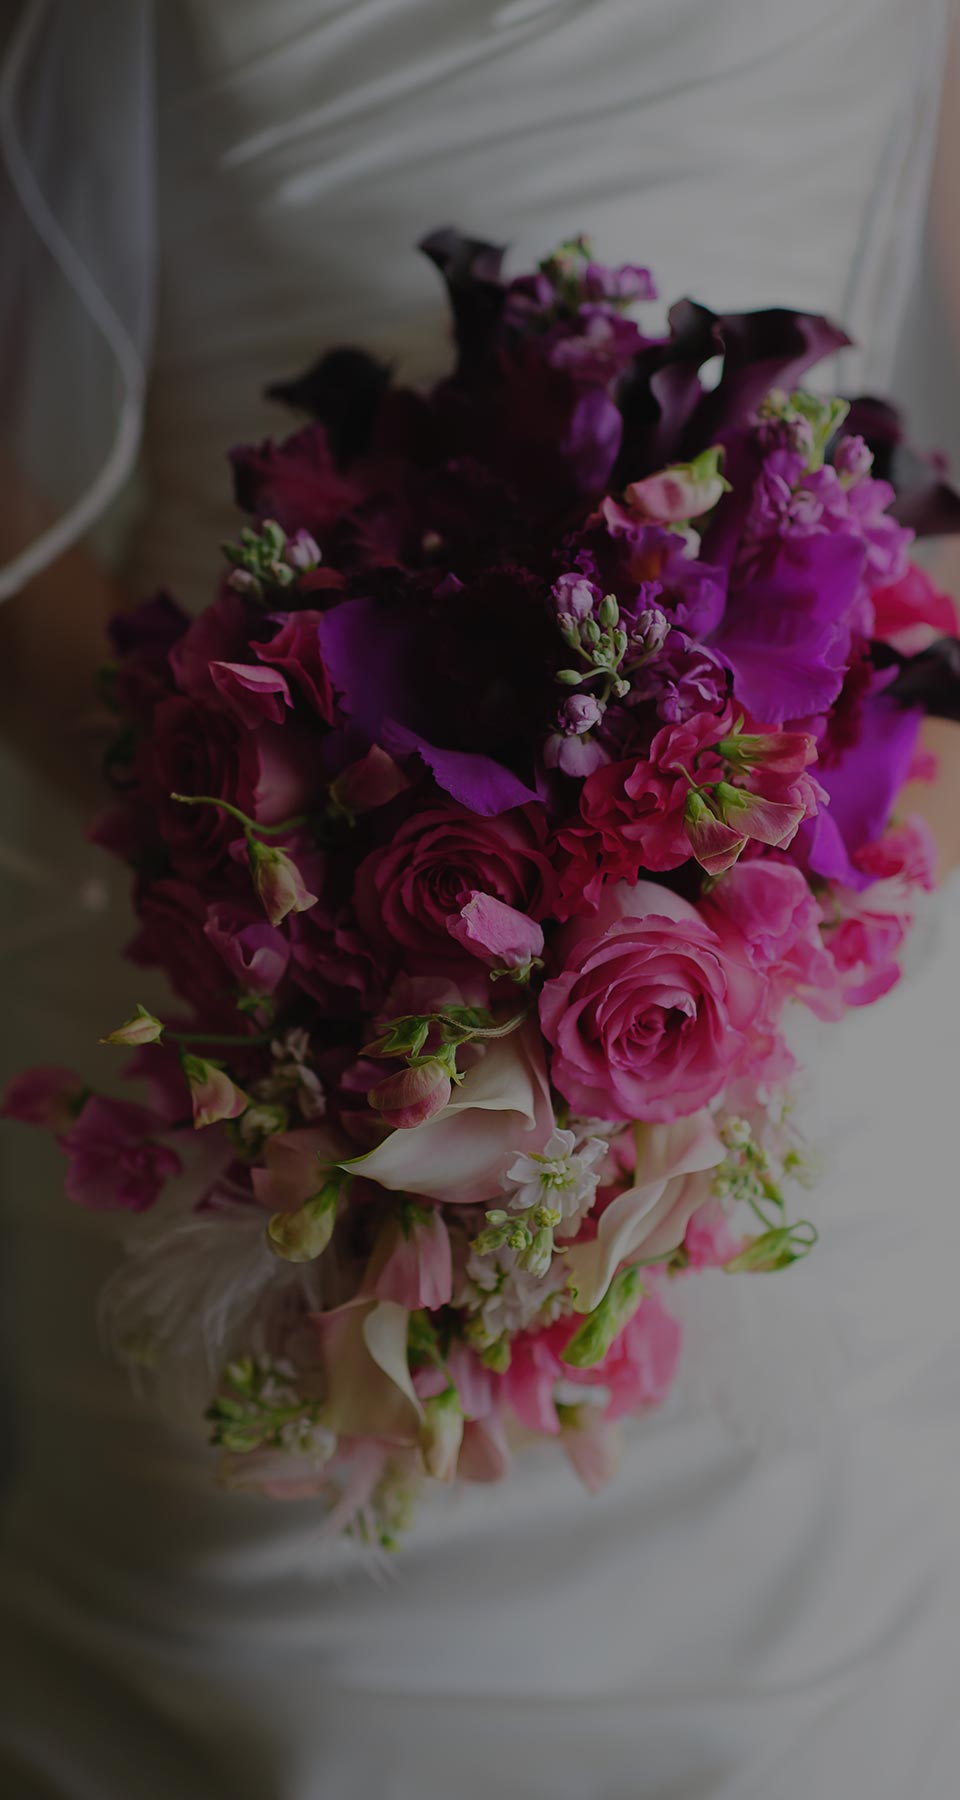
[60,1096,182,1211]
[355,803,555,969]
[540,881,763,1123]
[1,1065,87,1132]
[364,1205,454,1309]
[446,891,544,973]
[367,1060,453,1129]
[181,1056,249,1129]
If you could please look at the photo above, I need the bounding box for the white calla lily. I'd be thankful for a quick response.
[312,1298,422,1442]
[565,1111,724,1313]
[341,1024,553,1204]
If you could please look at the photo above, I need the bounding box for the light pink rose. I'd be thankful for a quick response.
[700,857,837,1009]
[540,881,763,1123]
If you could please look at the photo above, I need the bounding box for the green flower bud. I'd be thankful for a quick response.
[561,1264,645,1368]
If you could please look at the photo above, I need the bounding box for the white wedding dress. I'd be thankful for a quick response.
[2,4,960,1796]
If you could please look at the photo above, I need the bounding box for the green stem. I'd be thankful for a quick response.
[170,794,310,838]
[167,1027,275,1048]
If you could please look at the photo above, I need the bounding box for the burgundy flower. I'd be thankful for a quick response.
[60,1096,182,1212]
[354,804,556,970]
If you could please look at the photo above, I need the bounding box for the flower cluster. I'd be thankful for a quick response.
[6,231,959,1546]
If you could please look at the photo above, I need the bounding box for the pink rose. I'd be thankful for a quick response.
[60,1096,182,1211]
[700,858,837,1008]
[354,804,555,969]
[540,881,763,1123]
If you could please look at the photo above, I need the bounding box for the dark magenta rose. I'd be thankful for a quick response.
[354,804,556,970]
[149,696,318,878]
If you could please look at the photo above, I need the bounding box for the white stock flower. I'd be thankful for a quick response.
[501,1127,608,1234]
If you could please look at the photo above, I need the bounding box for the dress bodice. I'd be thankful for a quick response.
[130,0,949,605]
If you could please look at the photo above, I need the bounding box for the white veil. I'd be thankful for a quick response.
[0,0,154,601]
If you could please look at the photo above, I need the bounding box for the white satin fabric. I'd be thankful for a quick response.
[2,3,960,1796]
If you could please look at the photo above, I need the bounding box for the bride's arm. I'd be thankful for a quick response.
[903,6,960,873]
[0,461,120,807]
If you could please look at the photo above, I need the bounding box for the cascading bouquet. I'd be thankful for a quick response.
[7,231,960,1544]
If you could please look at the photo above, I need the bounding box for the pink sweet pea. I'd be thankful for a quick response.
[367,1060,453,1129]
[60,1096,182,1211]
[248,841,318,926]
[554,714,728,916]
[701,857,838,1012]
[503,1288,682,1439]
[364,1205,454,1308]
[209,661,293,728]
[625,447,729,524]
[181,1056,249,1129]
[1,1065,87,1132]
[446,892,545,973]
[871,563,958,656]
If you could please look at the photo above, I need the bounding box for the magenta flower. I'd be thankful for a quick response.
[60,1096,182,1211]
[1,1066,87,1133]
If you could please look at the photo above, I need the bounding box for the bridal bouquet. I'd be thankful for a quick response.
[7,231,959,1544]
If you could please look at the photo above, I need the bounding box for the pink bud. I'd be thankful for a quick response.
[719,726,817,775]
[99,1005,165,1048]
[368,1060,452,1130]
[713,782,805,850]
[1,1065,87,1132]
[625,448,728,524]
[683,791,748,876]
[181,1055,249,1129]
[446,892,545,974]
[559,1406,622,1494]
[249,841,318,926]
[419,1386,464,1482]
[329,745,411,819]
